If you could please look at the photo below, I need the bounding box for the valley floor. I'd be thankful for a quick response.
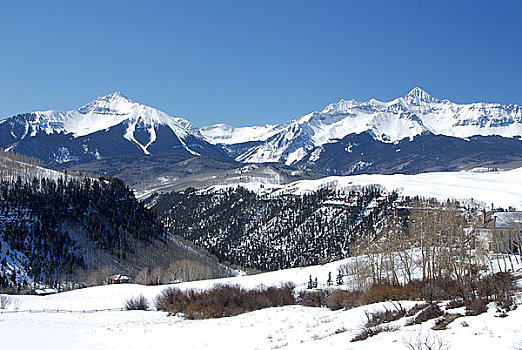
[1,296,521,349]
[1,256,521,349]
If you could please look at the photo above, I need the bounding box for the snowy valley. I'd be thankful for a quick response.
[1,90,522,350]
[1,253,521,350]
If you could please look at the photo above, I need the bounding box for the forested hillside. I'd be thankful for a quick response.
[150,186,400,271]
[0,172,230,292]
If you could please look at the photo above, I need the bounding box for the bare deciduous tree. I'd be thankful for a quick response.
[0,294,12,309]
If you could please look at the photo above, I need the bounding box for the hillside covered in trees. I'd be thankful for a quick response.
[0,172,230,292]
[150,186,400,271]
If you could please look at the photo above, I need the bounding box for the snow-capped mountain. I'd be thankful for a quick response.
[1,89,522,191]
[0,92,236,184]
[199,123,288,145]
[0,92,207,157]
[202,87,522,165]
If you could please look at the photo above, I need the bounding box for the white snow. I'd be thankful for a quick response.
[1,256,521,349]
[201,88,522,164]
[208,167,522,209]
[9,92,203,156]
[0,154,77,183]
[199,123,285,145]
[285,147,308,165]
[276,168,522,209]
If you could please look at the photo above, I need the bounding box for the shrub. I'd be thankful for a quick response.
[406,303,429,317]
[477,272,518,310]
[432,313,461,330]
[414,278,468,302]
[155,287,187,312]
[124,295,149,310]
[154,283,295,319]
[326,289,363,310]
[299,289,330,307]
[0,295,12,309]
[351,324,399,342]
[364,305,406,328]
[445,299,465,310]
[465,298,487,316]
[361,282,422,305]
[403,331,448,350]
[414,303,443,324]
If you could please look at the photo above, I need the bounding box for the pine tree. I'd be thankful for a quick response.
[336,270,343,285]
[307,275,314,289]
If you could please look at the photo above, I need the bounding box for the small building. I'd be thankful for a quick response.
[29,288,58,296]
[107,274,130,284]
[475,211,522,253]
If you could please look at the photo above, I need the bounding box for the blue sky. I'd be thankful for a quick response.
[1,0,521,126]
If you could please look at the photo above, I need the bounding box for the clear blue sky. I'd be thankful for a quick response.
[1,0,521,127]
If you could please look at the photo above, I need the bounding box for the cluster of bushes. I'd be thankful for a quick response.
[351,323,398,342]
[139,271,518,321]
[412,303,443,324]
[476,272,517,310]
[364,304,406,327]
[300,272,518,315]
[298,282,424,311]
[298,289,361,310]
[154,283,295,319]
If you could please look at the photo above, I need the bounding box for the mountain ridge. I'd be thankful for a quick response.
[201,87,522,165]
[1,89,522,195]
[1,92,205,156]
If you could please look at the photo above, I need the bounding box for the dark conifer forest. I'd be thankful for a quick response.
[0,175,165,288]
[151,186,399,271]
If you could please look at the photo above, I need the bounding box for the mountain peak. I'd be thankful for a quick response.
[92,91,133,105]
[78,92,134,114]
[105,91,130,101]
[404,87,437,103]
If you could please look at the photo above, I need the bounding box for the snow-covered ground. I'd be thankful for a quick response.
[3,300,521,350]
[276,167,522,209]
[1,256,521,349]
[209,167,522,210]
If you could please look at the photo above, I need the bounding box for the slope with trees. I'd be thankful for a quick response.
[150,186,399,271]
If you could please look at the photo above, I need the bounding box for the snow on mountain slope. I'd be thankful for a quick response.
[278,168,522,209]
[0,237,32,285]
[4,92,203,156]
[210,167,522,209]
[200,123,287,145]
[201,88,522,165]
[0,153,70,182]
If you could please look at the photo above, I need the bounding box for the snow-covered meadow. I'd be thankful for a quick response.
[215,167,522,210]
[1,256,521,349]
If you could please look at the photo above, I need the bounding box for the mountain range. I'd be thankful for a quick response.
[202,87,522,165]
[1,88,521,193]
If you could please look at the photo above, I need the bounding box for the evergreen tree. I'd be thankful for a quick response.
[307,275,314,289]
[336,270,343,285]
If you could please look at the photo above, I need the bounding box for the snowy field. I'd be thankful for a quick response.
[224,167,522,210]
[1,257,521,349]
